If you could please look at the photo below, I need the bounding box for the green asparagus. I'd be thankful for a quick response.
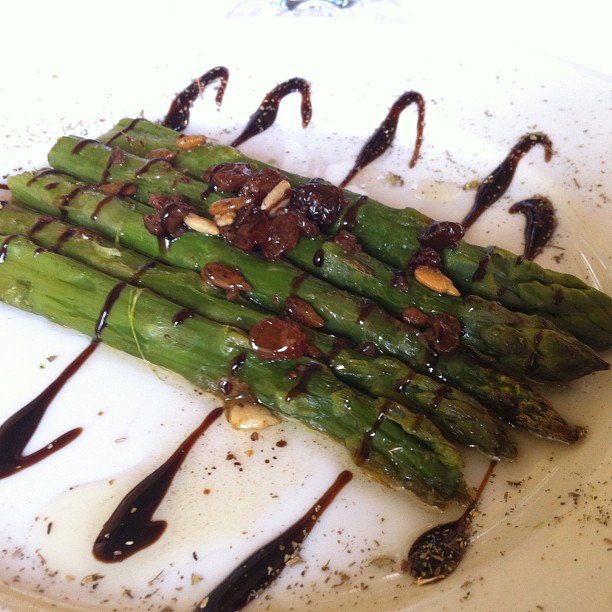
[9,169,580,443]
[45,135,609,384]
[0,232,465,504]
[97,118,612,349]
[0,202,515,457]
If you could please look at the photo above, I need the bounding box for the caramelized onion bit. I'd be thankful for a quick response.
[284,296,325,329]
[249,318,308,360]
[201,262,253,292]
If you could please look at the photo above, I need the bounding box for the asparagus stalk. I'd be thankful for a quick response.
[97,118,612,349]
[9,170,580,443]
[0,232,466,504]
[89,125,610,383]
[0,202,515,457]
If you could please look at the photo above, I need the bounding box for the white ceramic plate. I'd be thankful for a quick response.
[0,7,611,611]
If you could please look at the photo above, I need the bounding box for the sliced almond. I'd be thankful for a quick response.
[184,213,220,236]
[226,401,281,430]
[175,134,207,150]
[261,179,292,215]
[414,266,460,296]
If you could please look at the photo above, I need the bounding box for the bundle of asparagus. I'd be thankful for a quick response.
[96,117,612,351]
[2,111,610,506]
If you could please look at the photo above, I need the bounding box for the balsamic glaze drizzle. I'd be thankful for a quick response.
[509,195,557,260]
[340,91,426,188]
[0,259,126,478]
[354,401,392,465]
[93,407,223,562]
[231,77,312,148]
[197,470,353,611]
[462,132,553,229]
[404,459,497,583]
[162,66,229,132]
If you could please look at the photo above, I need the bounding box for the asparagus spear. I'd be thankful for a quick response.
[0,202,515,457]
[0,232,466,504]
[9,170,580,443]
[46,135,608,384]
[97,118,612,349]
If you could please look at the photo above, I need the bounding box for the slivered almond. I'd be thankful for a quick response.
[414,266,460,296]
[184,213,220,236]
[175,134,207,150]
[261,179,291,215]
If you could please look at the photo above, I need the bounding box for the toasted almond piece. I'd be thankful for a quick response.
[414,265,460,296]
[261,179,292,215]
[226,401,281,430]
[214,211,236,227]
[184,213,220,236]
[208,196,251,217]
[175,134,208,150]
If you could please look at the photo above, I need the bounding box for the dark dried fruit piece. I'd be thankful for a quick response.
[239,168,288,203]
[249,318,308,360]
[204,162,255,193]
[407,247,441,271]
[422,314,462,354]
[291,181,345,227]
[332,229,362,254]
[401,307,430,329]
[261,212,302,260]
[418,221,464,251]
[284,296,325,329]
[143,193,195,239]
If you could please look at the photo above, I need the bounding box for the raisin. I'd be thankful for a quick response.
[204,163,255,193]
[418,221,464,251]
[201,262,253,292]
[249,318,308,360]
[291,181,345,227]
[421,313,462,354]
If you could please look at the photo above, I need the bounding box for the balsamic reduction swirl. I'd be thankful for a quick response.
[162,66,229,132]
[0,267,127,478]
[462,132,553,229]
[93,407,223,562]
[340,91,425,188]
[197,470,353,611]
[231,77,312,147]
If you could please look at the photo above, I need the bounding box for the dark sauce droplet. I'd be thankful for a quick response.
[462,132,553,229]
[403,459,497,584]
[172,308,194,327]
[313,248,325,267]
[340,91,425,188]
[162,66,229,132]
[509,195,557,260]
[286,363,322,401]
[0,275,126,478]
[197,470,353,612]
[231,77,312,148]
[93,407,223,562]
[354,401,392,465]
[340,195,368,232]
